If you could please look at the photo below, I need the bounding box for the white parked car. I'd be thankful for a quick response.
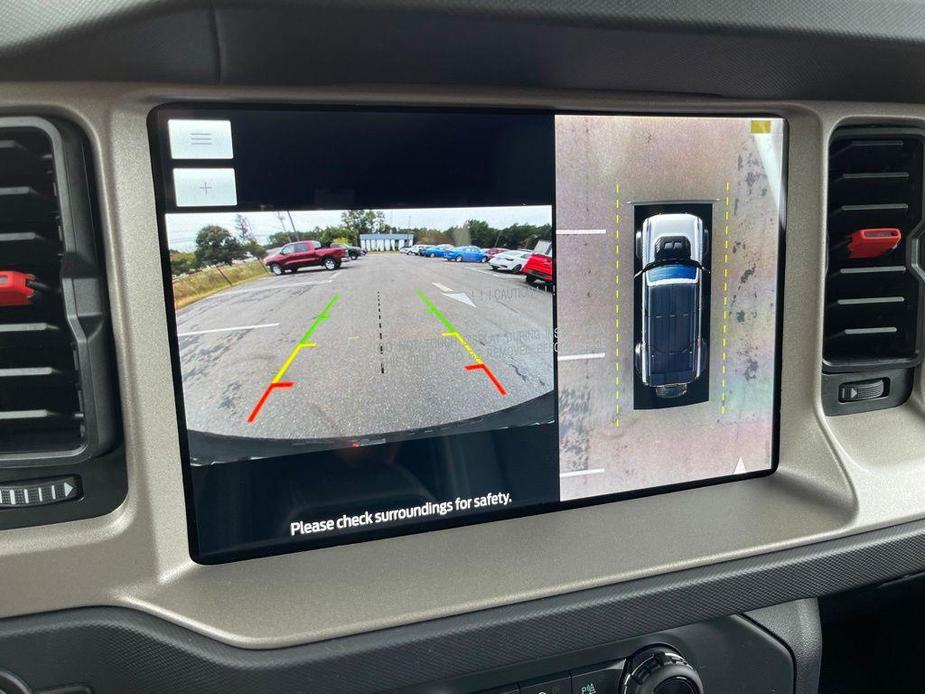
[404,244,428,255]
[488,249,532,273]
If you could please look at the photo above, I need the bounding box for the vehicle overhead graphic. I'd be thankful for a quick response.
[263,240,345,275]
[634,213,708,399]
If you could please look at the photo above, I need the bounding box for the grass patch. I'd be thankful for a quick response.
[172,261,268,309]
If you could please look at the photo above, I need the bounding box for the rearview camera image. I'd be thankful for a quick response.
[165,206,555,458]
[555,115,784,500]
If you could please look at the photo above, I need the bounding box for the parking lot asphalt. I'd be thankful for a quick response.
[175,253,554,442]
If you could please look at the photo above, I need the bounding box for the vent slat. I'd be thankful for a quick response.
[0,366,75,381]
[832,265,906,276]
[833,171,910,184]
[0,322,62,336]
[834,296,905,307]
[0,186,57,222]
[829,139,905,170]
[829,202,909,219]
[0,231,60,261]
[0,409,81,423]
[0,140,52,187]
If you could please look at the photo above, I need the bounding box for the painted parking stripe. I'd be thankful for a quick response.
[432,282,454,292]
[556,228,607,235]
[212,277,337,297]
[465,267,525,278]
[557,352,606,362]
[560,468,606,478]
[177,322,279,337]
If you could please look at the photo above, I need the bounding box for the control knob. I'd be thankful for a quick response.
[621,645,703,694]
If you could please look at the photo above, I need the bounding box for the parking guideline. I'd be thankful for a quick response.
[721,182,731,415]
[271,294,339,384]
[248,293,339,422]
[417,290,506,396]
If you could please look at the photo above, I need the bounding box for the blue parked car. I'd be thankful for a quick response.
[444,245,488,263]
[422,244,454,258]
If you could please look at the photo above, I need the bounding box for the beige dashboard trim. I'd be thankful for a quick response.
[0,83,922,649]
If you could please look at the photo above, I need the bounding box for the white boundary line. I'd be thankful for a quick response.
[465,267,524,278]
[557,352,606,362]
[559,468,606,478]
[210,277,335,297]
[178,322,279,337]
[432,282,454,292]
[556,229,607,235]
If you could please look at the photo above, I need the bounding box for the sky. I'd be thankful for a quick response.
[164,205,552,251]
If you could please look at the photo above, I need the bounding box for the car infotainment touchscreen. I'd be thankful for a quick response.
[150,106,786,563]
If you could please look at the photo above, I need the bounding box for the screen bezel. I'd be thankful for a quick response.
[148,103,786,565]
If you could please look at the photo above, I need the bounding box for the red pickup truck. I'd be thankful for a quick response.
[264,240,345,275]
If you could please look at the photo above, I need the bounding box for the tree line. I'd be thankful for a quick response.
[168,210,552,276]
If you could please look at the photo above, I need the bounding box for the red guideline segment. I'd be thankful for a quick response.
[465,363,507,396]
[247,382,294,423]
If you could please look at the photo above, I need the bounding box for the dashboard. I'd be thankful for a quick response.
[2,2,925,693]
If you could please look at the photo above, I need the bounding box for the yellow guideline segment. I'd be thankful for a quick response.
[721,183,731,415]
[442,331,483,365]
[271,293,339,383]
[272,342,316,383]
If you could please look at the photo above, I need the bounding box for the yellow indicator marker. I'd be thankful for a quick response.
[751,119,772,134]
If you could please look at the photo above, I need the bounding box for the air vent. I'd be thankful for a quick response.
[824,128,925,371]
[0,117,116,466]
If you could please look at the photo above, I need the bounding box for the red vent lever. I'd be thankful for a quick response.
[0,271,38,307]
[847,228,902,259]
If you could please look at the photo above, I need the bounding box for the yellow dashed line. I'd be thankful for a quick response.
[614,182,621,427]
[721,182,731,414]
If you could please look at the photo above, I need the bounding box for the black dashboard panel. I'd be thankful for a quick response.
[0,597,821,693]
[5,1,925,102]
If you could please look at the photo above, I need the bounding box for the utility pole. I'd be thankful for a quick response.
[286,211,299,241]
[212,263,232,286]
[276,211,296,242]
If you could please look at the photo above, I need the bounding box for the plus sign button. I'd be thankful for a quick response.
[173,168,237,207]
